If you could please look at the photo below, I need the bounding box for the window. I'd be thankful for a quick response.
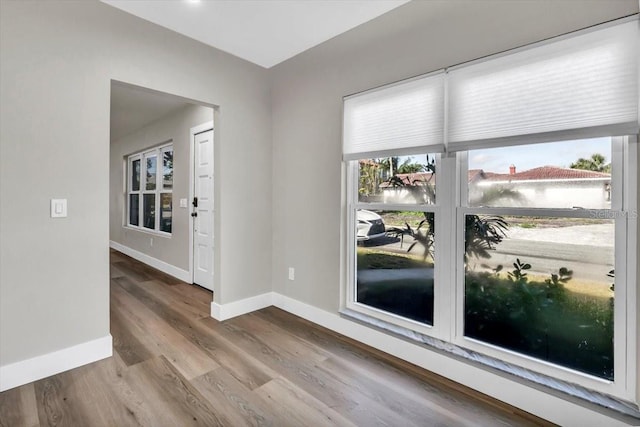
[346,138,637,398]
[343,18,638,405]
[350,155,437,327]
[461,138,619,381]
[127,144,173,234]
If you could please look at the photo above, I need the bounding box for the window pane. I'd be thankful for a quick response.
[358,155,436,204]
[163,149,173,189]
[468,138,611,209]
[129,194,139,226]
[143,194,156,229]
[160,193,172,233]
[464,214,614,379]
[145,155,157,191]
[131,159,140,191]
[356,210,435,325]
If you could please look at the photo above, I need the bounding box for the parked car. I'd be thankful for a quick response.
[357,209,386,241]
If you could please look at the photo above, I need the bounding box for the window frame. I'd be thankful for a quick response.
[345,153,448,340]
[126,142,173,236]
[454,137,634,398]
[343,137,638,402]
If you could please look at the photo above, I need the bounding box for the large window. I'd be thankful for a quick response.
[127,144,173,234]
[343,18,638,405]
[346,138,636,397]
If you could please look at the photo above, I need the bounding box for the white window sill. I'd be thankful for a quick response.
[124,225,172,238]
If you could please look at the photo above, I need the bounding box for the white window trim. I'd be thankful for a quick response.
[343,137,638,404]
[126,142,173,236]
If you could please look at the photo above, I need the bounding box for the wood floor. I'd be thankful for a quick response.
[0,250,554,427]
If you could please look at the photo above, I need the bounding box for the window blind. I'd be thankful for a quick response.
[343,72,445,160]
[446,19,639,151]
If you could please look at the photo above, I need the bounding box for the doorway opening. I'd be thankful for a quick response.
[109,80,216,295]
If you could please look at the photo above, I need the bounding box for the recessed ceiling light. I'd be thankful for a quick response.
[187,0,201,4]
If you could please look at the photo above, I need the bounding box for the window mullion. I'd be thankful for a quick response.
[140,157,146,227]
[155,148,161,231]
[433,152,456,342]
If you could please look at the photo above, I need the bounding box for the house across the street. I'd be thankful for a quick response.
[381,165,611,208]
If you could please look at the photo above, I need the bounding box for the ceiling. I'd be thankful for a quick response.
[100,0,410,68]
[110,84,198,141]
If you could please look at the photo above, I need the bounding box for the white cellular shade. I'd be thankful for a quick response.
[447,20,639,151]
[343,73,445,160]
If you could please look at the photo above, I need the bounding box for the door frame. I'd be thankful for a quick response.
[188,121,214,287]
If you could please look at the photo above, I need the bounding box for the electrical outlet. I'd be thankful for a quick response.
[288,267,295,281]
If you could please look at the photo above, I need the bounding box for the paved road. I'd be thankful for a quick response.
[362,229,614,282]
[472,239,613,281]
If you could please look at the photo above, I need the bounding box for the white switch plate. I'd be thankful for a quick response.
[288,267,295,281]
[51,199,67,218]
[179,198,188,208]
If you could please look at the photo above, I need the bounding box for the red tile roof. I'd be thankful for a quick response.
[485,166,610,181]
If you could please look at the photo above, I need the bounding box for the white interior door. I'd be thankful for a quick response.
[193,129,214,291]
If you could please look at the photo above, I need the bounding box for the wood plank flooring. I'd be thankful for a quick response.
[0,250,555,426]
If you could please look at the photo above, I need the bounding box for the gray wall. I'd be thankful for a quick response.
[0,0,272,366]
[110,103,213,271]
[269,0,638,312]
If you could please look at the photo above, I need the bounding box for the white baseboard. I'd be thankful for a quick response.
[0,335,113,392]
[211,292,274,321]
[269,293,622,427]
[110,240,191,283]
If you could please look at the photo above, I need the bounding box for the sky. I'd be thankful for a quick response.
[467,137,611,174]
[399,137,611,174]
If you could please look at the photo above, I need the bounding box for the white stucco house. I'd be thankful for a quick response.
[381,166,611,209]
[470,166,611,209]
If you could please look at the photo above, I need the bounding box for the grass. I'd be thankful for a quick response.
[478,270,613,299]
[378,211,427,228]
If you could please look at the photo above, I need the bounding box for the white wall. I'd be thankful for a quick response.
[110,103,212,272]
[269,0,639,424]
[0,0,272,370]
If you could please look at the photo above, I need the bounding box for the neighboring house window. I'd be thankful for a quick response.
[343,18,638,405]
[127,144,173,234]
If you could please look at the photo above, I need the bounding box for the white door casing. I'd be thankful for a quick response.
[192,127,214,291]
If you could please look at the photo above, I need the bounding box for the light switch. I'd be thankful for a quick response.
[179,198,188,208]
[51,199,67,218]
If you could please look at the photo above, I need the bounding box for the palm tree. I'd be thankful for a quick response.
[385,156,508,262]
[570,153,610,173]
